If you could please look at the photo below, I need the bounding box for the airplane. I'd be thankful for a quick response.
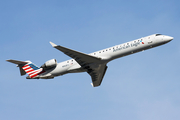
[6,34,173,87]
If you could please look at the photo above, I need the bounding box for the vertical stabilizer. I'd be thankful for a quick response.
[22,63,43,78]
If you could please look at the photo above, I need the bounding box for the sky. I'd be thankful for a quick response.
[1,0,180,120]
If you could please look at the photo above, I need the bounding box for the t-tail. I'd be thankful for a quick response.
[6,59,44,79]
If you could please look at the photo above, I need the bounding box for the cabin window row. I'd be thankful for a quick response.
[66,39,146,63]
[67,60,74,63]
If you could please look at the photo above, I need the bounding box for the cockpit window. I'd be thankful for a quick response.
[156,34,162,36]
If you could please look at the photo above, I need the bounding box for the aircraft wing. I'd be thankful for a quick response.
[88,64,108,87]
[50,42,101,66]
[50,42,107,87]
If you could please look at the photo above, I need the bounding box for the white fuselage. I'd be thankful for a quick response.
[39,34,173,79]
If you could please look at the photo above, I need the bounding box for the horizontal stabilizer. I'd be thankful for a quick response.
[6,59,29,76]
[6,59,29,65]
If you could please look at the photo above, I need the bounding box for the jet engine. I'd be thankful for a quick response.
[41,59,57,70]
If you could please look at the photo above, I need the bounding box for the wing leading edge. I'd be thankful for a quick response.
[50,42,107,87]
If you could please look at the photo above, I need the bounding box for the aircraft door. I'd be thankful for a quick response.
[147,36,153,44]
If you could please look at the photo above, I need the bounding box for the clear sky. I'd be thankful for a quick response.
[1,0,180,120]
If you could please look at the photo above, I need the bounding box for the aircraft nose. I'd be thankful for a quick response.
[163,35,173,42]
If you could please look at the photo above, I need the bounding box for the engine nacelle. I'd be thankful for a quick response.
[41,59,57,70]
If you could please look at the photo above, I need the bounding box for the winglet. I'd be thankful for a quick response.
[91,83,94,87]
[50,42,57,47]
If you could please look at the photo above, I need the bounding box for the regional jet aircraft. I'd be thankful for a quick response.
[7,34,173,87]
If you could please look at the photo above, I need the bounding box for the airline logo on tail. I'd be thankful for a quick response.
[22,63,44,78]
